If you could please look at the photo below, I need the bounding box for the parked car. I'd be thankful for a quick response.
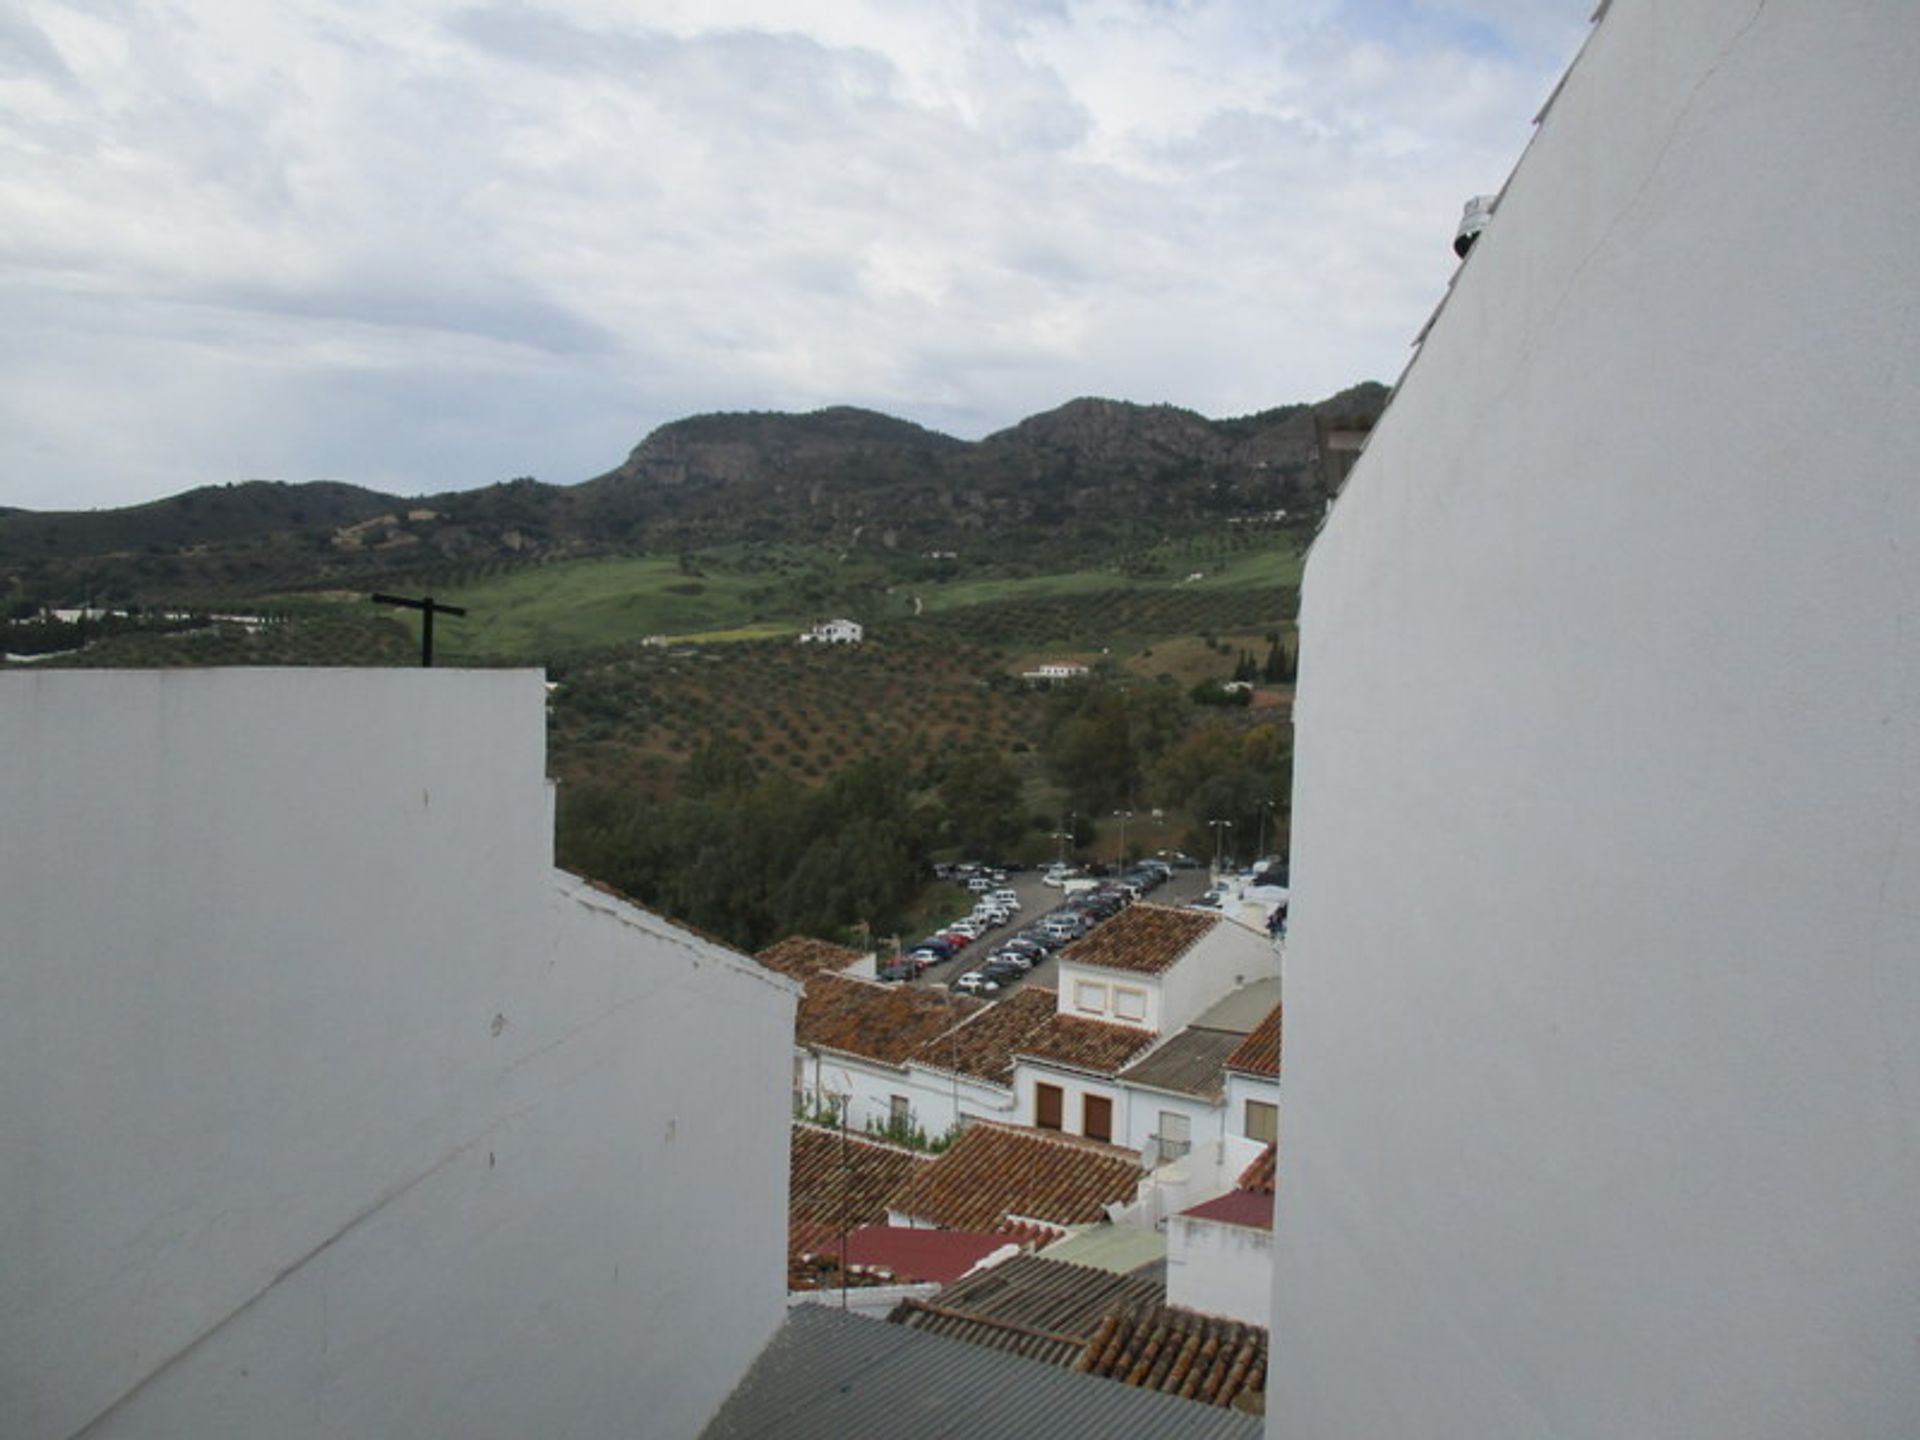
[966,876,994,893]
[953,971,1001,996]
[985,950,1032,973]
[878,962,918,982]
[914,937,959,959]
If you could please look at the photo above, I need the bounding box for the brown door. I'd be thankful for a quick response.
[1036,1082,1064,1130]
[1083,1094,1113,1143]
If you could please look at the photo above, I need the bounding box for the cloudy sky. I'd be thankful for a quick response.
[1,0,1591,512]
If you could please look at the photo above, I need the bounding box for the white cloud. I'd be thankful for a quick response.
[0,0,1590,510]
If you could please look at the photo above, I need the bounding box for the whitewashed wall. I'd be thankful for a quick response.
[1012,1064,1124,1141]
[1168,1212,1272,1328]
[0,670,796,1440]
[1221,1074,1279,1147]
[1273,3,1920,1436]
[1155,927,1279,1039]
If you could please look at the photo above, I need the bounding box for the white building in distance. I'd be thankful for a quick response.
[1,669,798,1440]
[1273,3,1920,1436]
[798,617,863,644]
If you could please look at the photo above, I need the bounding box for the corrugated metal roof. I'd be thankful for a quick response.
[1118,1025,1244,1099]
[700,1304,1264,1440]
[1039,1223,1168,1276]
[891,1254,1163,1358]
[1189,976,1281,1032]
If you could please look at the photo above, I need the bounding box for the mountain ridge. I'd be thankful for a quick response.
[1,383,1386,603]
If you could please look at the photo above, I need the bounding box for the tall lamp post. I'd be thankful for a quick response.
[1113,809,1133,867]
[1255,800,1276,865]
[1209,818,1234,874]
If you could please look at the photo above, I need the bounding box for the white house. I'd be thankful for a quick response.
[0,669,798,1440]
[1272,3,1920,1435]
[1052,902,1278,1038]
[1022,661,1090,681]
[798,617,863,645]
[1167,1144,1275,1328]
[1116,986,1278,1206]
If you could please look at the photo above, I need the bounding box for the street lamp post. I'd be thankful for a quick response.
[1209,818,1234,873]
[1255,800,1275,865]
[1113,809,1133,867]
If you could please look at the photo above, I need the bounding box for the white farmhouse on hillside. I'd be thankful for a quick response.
[0,670,798,1440]
[797,617,862,644]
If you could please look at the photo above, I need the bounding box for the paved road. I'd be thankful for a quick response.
[908,866,1213,1001]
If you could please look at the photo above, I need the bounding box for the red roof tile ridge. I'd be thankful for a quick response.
[967,1117,1144,1163]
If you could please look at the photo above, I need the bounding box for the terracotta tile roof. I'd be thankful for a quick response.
[1058,902,1221,976]
[789,1121,930,1243]
[1075,1302,1267,1412]
[890,1254,1163,1365]
[1223,1004,1281,1077]
[1237,1143,1277,1195]
[796,972,982,1067]
[914,985,1058,1086]
[757,934,866,981]
[886,1120,1146,1232]
[1013,1010,1162,1077]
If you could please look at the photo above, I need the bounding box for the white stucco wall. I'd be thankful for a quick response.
[800,1048,1018,1142]
[1155,927,1279,1040]
[1,669,796,1440]
[1119,1084,1222,1160]
[1168,1214,1272,1328]
[1273,4,1920,1437]
[1012,1064,1124,1143]
[1056,958,1161,1030]
[1222,1073,1279,1147]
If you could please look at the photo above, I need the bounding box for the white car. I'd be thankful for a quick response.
[989,889,1020,908]
[953,971,1001,996]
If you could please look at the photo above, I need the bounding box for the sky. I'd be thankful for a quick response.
[0,0,1593,512]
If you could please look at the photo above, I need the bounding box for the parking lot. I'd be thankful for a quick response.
[904,864,1214,1001]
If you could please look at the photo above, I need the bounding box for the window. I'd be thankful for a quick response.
[1083,1094,1114,1143]
[1036,1082,1064,1131]
[1113,986,1148,1023]
[1154,1110,1191,1164]
[1073,980,1108,1015]
[890,1095,910,1127]
[1245,1099,1278,1145]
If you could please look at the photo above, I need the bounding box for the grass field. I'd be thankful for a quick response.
[394,557,775,659]
[357,531,1306,663]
